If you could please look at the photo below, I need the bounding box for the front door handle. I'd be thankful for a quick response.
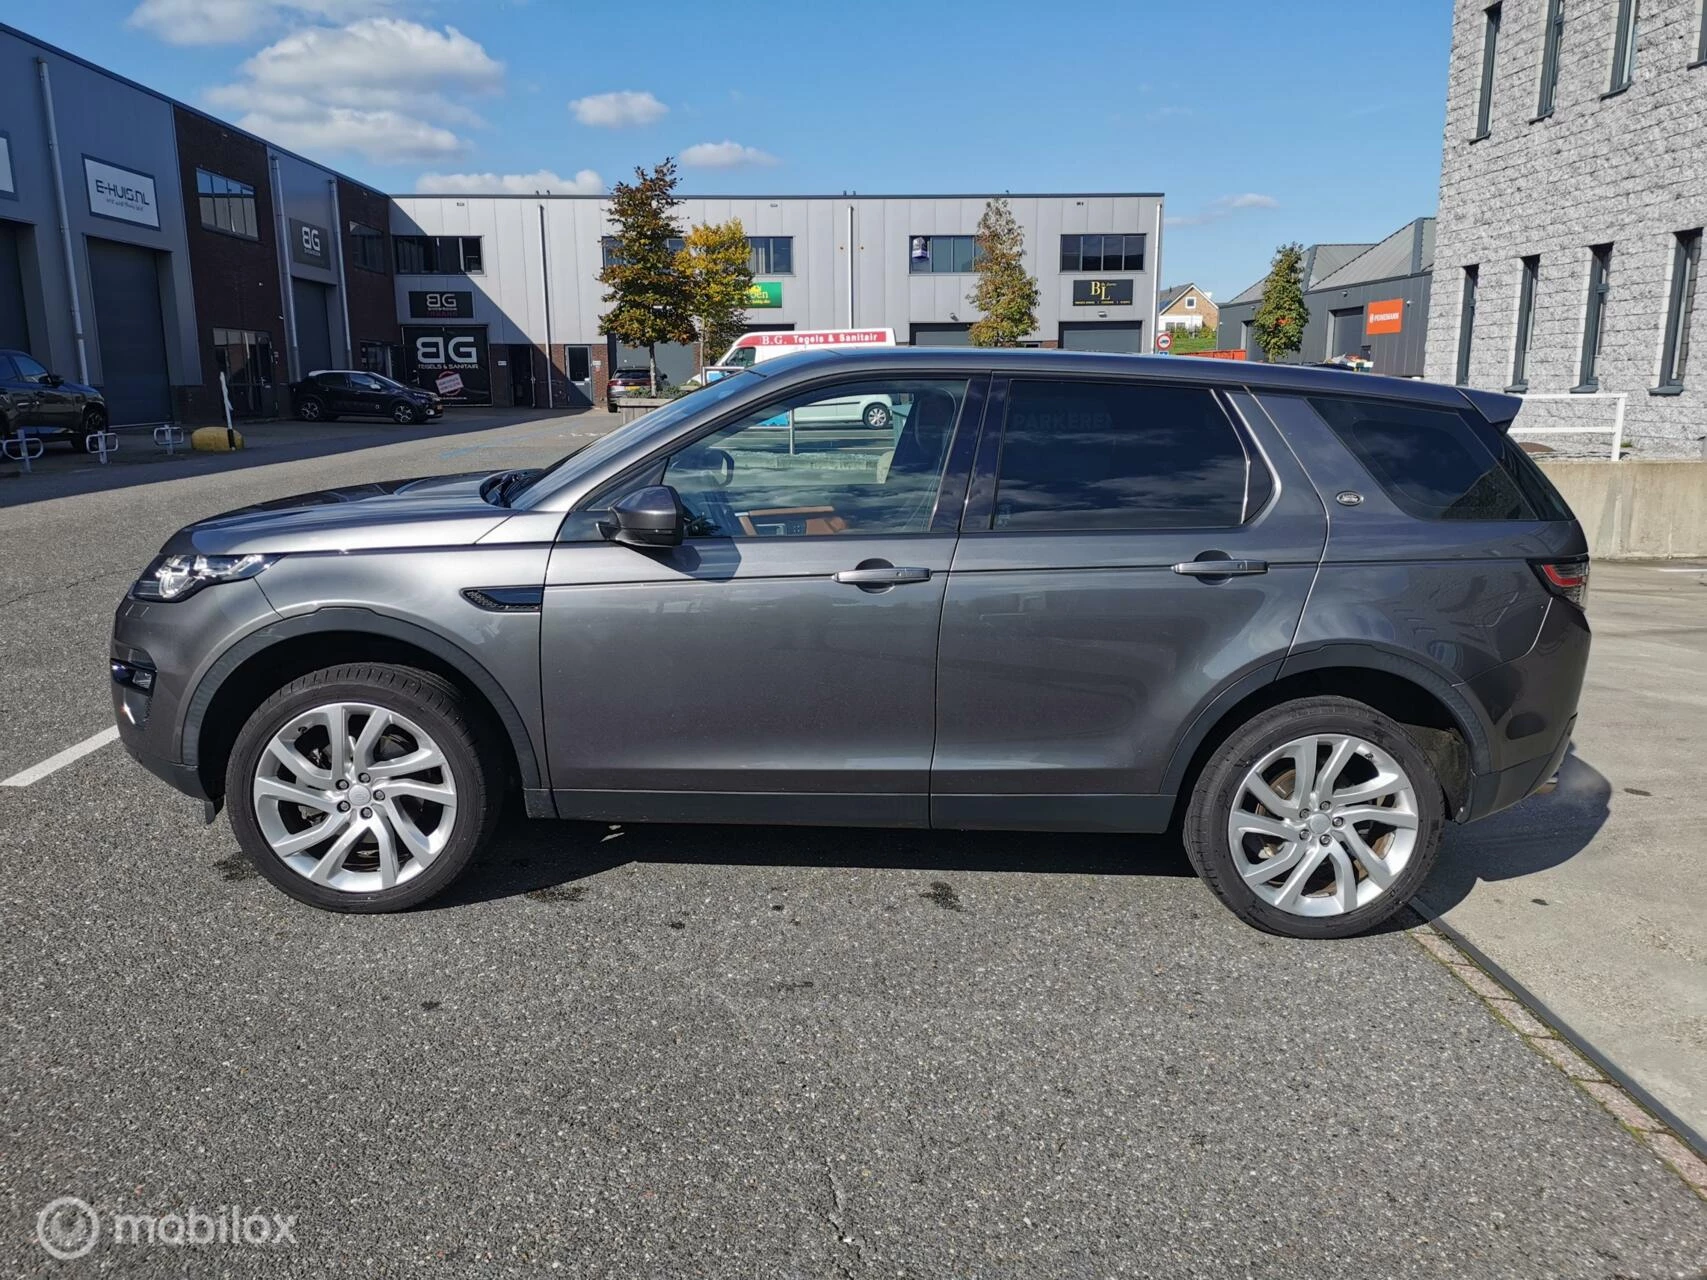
[1172,558,1268,577]
[834,566,932,586]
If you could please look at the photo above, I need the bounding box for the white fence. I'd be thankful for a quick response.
[1509,392,1626,461]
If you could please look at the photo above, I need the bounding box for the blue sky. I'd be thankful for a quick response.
[17,0,1452,299]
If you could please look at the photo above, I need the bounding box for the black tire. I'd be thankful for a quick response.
[296,396,325,422]
[78,405,107,452]
[224,663,502,913]
[1182,695,1443,939]
[862,401,891,429]
[391,399,420,424]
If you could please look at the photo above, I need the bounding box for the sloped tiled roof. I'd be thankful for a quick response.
[1312,218,1437,291]
[1159,284,1192,309]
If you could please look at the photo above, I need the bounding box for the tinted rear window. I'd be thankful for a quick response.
[1308,395,1569,521]
[993,379,1251,531]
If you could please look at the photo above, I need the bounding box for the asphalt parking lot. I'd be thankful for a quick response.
[3,415,1705,1277]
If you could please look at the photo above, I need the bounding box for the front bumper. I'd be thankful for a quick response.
[111,578,281,802]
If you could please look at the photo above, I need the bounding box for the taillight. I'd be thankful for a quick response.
[1532,557,1590,608]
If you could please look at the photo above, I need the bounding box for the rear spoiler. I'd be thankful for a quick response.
[1458,386,1523,431]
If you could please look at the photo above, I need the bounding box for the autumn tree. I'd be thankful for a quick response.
[599,158,696,393]
[1253,242,1309,364]
[967,197,1039,347]
[677,218,754,365]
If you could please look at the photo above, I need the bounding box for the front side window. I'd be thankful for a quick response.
[1309,395,1565,522]
[1060,234,1146,273]
[12,353,51,382]
[909,235,982,274]
[655,378,971,538]
[1658,229,1701,389]
[1611,0,1640,91]
[196,168,259,239]
[991,380,1250,532]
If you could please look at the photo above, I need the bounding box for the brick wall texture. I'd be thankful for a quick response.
[1428,0,1707,456]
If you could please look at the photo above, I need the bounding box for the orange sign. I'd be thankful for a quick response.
[1181,349,1248,360]
[1366,298,1404,335]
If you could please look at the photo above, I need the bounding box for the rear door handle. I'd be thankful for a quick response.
[1172,558,1268,577]
[834,566,932,586]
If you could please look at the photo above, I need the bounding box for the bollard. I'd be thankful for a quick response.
[85,430,120,464]
[2,434,46,474]
[153,423,186,455]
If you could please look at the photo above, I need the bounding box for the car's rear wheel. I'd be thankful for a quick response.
[225,664,501,912]
[1182,696,1443,939]
[296,396,325,422]
[391,399,420,424]
[862,401,891,429]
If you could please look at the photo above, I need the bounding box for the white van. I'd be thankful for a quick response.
[705,328,896,379]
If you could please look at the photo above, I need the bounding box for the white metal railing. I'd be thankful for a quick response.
[1510,392,1626,461]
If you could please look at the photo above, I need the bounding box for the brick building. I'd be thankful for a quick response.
[1429,0,1707,455]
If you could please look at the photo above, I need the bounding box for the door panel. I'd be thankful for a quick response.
[931,383,1327,831]
[87,238,170,422]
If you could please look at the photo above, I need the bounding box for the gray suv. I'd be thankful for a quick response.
[111,349,1589,938]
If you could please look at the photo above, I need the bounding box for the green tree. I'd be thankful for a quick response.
[967,197,1039,347]
[677,218,754,366]
[599,158,696,393]
[1253,242,1309,363]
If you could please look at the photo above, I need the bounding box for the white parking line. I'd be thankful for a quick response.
[0,727,120,788]
[1650,566,1707,572]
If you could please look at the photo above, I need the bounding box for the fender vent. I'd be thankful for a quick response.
[461,586,543,612]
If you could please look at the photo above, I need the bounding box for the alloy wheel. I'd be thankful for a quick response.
[252,701,458,893]
[1226,734,1419,918]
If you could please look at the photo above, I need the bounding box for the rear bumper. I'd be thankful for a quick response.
[1462,714,1574,821]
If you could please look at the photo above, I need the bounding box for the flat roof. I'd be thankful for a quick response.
[402,191,1166,201]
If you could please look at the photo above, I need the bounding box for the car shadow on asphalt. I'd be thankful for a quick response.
[1416,746,1612,916]
[436,817,1199,911]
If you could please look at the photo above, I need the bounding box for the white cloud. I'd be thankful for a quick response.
[127,0,394,45]
[416,169,604,195]
[569,90,667,128]
[1166,192,1279,228]
[204,19,504,162]
[679,140,779,169]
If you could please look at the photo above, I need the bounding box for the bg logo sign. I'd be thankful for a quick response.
[300,225,322,258]
[414,335,479,366]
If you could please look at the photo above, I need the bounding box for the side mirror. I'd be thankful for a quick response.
[44,374,64,387]
[604,485,685,549]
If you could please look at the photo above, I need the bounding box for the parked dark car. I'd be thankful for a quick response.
[290,370,443,424]
[0,348,107,450]
[112,349,1589,938]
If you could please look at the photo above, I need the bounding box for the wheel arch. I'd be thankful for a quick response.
[185,608,543,801]
[1161,645,1491,827]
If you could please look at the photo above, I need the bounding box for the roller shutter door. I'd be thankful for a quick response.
[0,221,29,352]
[87,238,171,423]
[292,278,334,374]
[1059,322,1144,353]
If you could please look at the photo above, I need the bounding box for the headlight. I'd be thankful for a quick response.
[131,553,277,602]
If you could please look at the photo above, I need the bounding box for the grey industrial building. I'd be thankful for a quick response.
[1429,0,1707,455]
[1216,219,1436,378]
[389,192,1166,407]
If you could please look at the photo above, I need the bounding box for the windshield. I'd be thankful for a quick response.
[509,371,759,507]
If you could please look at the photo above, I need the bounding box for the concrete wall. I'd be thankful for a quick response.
[1539,459,1707,559]
[388,193,1165,352]
[1429,0,1707,456]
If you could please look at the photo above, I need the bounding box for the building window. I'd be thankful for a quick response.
[1184,296,1196,309]
[746,236,793,275]
[211,327,273,416]
[1511,255,1540,390]
[1610,0,1639,92]
[1658,230,1701,390]
[358,341,395,377]
[349,222,386,273]
[1456,265,1479,386]
[1059,233,1145,273]
[195,169,258,240]
[910,235,983,274]
[1537,0,1564,117]
[1474,4,1501,139]
[1577,243,1613,391]
[1698,0,1707,63]
[600,235,685,268]
[394,235,483,274]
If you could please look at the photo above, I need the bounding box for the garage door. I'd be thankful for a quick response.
[1330,307,1366,358]
[0,220,29,352]
[1059,322,1144,353]
[911,323,972,347]
[87,238,171,423]
[292,278,334,374]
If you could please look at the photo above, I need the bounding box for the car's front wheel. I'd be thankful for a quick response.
[1182,696,1443,939]
[77,405,107,452]
[224,663,501,912]
[391,399,421,424]
[861,401,891,429]
[296,396,325,422]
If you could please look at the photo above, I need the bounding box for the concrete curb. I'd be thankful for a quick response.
[1404,908,1707,1201]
